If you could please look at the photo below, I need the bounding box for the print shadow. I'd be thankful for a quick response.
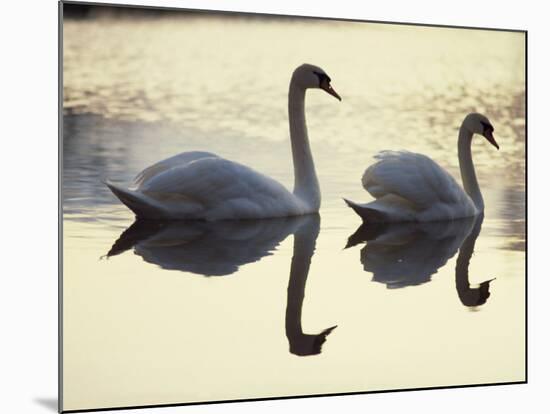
[107,214,335,355]
[346,214,494,307]
[33,397,58,412]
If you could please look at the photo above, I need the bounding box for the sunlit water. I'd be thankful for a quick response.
[62,11,525,412]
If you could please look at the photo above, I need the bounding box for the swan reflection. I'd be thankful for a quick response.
[107,217,305,276]
[285,214,337,355]
[107,214,335,355]
[346,215,494,307]
[346,218,475,288]
[455,215,495,307]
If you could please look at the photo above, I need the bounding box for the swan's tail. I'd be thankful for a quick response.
[343,198,387,223]
[104,179,163,218]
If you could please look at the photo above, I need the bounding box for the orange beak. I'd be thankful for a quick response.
[320,79,342,101]
[483,130,499,150]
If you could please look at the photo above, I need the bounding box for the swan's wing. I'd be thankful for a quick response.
[362,150,466,209]
[131,151,219,189]
[139,157,298,219]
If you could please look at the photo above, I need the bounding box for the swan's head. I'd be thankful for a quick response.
[292,63,341,101]
[463,113,499,150]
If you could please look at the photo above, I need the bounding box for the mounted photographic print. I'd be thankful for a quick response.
[60,1,526,412]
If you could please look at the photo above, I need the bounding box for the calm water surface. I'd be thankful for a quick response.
[62,13,525,411]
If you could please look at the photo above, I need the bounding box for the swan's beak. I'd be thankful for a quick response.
[320,80,342,101]
[483,130,499,150]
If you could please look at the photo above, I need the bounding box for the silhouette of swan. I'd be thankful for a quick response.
[106,217,304,276]
[107,214,336,355]
[346,215,495,307]
[346,218,475,288]
[285,214,337,356]
[455,214,495,307]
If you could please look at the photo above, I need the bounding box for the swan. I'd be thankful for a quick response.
[105,63,341,220]
[344,113,499,222]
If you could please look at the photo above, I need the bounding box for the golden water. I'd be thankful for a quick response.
[62,11,525,411]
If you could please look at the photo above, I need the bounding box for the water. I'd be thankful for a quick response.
[62,11,525,412]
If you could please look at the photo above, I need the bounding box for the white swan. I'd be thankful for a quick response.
[105,64,341,220]
[345,113,499,222]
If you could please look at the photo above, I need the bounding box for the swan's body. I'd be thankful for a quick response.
[346,150,478,222]
[106,64,341,220]
[345,113,499,223]
[106,151,309,221]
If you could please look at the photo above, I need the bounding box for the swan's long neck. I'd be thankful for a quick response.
[458,125,484,211]
[288,81,320,210]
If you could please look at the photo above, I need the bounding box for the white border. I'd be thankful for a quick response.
[2,1,548,413]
